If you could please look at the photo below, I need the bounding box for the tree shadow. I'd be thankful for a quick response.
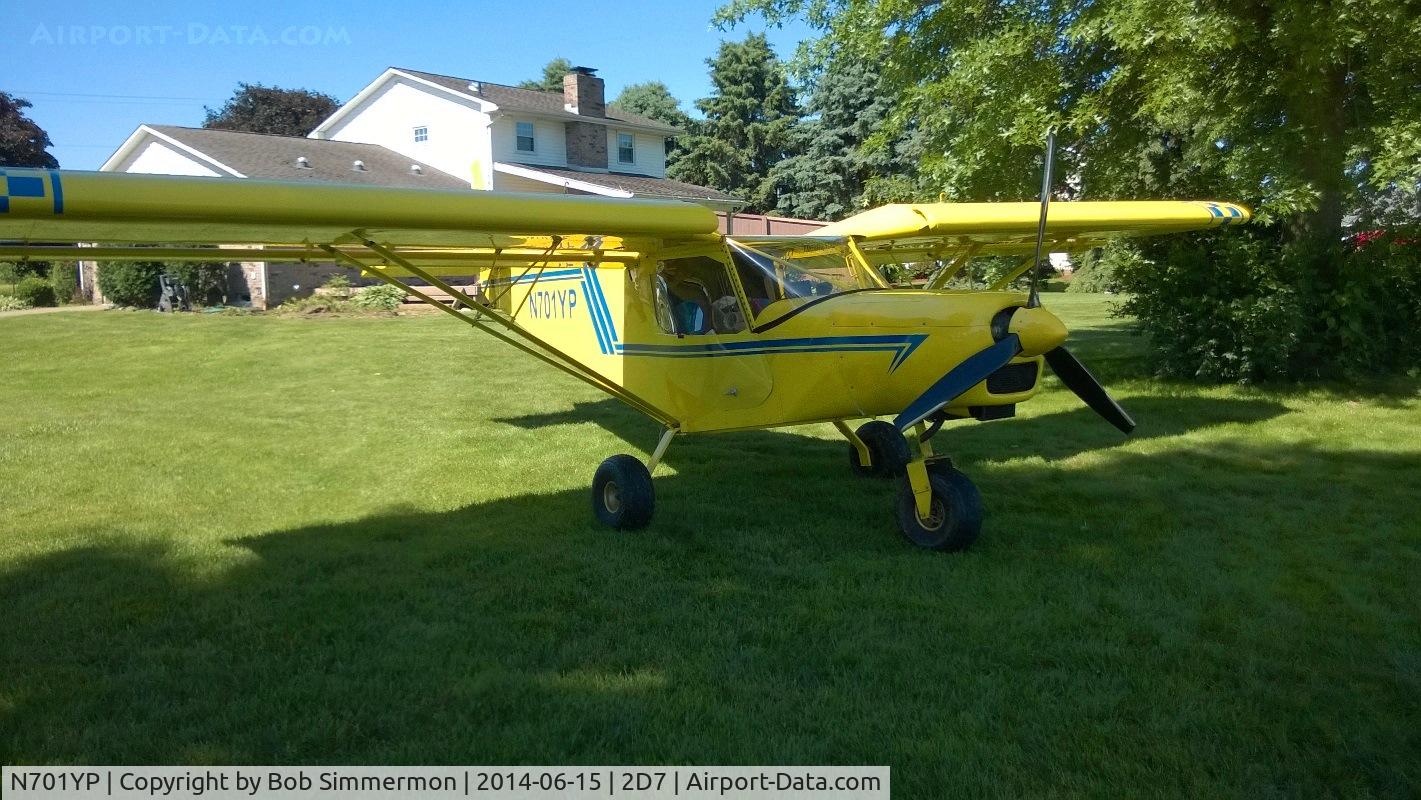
[1,440,1416,795]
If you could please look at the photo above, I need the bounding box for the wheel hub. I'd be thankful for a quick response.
[603,481,622,514]
[918,497,947,531]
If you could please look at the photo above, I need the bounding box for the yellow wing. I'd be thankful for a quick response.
[0,168,719,272]
[814,200,1252,264]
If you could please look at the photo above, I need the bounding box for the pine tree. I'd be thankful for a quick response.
[517,58,574,92]
[770,60,919,220]
[669,33,803,213]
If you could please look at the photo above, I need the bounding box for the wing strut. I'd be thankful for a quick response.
[322,242,680,429]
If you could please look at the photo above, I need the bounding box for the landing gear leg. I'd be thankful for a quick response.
[591,427,675,530]
[838,419,909,478]
[895,422,983,551]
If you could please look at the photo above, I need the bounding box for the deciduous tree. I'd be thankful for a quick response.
[0,92,58,168]
[203,83,340,137]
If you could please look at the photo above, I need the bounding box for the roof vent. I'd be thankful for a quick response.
[295,156,311,169]
[467,81,481,93]
[409,164,423,175]
[352,160,367,172]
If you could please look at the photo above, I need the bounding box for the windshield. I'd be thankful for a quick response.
[727,238,878,316]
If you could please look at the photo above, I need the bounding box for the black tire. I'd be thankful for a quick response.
[895,468,983,552]
[848,420,910,478]
[592,455,655,530]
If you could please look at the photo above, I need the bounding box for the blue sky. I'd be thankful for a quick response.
[1,0,815,169]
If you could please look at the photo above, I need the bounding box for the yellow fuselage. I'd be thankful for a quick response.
[498,263,1044,433]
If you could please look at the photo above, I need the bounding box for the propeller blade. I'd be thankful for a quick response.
[1043,346,1136,434]
[895,334,1021,431]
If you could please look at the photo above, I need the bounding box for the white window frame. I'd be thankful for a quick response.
[515,121,536,153]
[617,131,635,164]
[413,125,428,143]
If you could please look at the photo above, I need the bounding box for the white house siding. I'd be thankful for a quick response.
[605,130,666,178]
[490,117,569,169]
[117,140,223,177]
[320,76,489,187]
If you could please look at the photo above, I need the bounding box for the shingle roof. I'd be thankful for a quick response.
[395,68,683,135]
[501,163,741,204]
[145,125,469,189]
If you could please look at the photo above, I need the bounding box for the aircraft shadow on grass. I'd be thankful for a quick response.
[492,393,1292,468]
[1,436,1417,772]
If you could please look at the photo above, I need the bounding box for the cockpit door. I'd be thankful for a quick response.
[647,249,773,414]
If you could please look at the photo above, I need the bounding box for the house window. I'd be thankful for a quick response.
[618,132,635,164]
[413,125,428,143]
[516,121,535,152]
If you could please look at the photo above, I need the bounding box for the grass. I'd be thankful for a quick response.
[1,296,1418,795]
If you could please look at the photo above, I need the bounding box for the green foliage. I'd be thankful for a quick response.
[322,273,351,291]
[0,260,50,279]
[611,82,691,130]
[350,284,406,311]
[722,0,1421,378]
[0,294,30,311]
[48,262,78,305]
[1117,228,1421,381]
[14,276,56,308]
[517,58,574,92]
[97,262,164,308]
[203,83,340,136]
[1067,241,1141,294]
[771,60,919,220]
[0,91,59,167]
[170,262,228,306]
[669,33,803,212]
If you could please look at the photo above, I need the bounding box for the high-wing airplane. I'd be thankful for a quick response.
[0,164,1248,551]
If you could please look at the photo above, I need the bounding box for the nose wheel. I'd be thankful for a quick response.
[896,463,982,551]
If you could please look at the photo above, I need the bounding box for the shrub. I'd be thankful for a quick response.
[14,276,57,308]
[274,295,350,315]
[49,262,79,305]
[1117,226,1421,382]
[350,284,406,311]
[97,261,164,307]
[322,273,351,290]
[170,261,229,306]
[1068,241,1139,293]
[0,294,30,311]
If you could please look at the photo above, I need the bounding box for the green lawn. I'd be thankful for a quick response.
[2,297,1418,795]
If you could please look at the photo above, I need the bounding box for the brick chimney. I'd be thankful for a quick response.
[563,66,608,170]
[563,66,604,117]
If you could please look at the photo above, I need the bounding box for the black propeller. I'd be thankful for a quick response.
[1044,346,1136,433]
[894,129,1136,435]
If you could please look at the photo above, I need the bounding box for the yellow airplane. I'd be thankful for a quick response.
[0,165,1248,551]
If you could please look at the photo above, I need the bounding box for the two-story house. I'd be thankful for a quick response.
[91,65,744,307]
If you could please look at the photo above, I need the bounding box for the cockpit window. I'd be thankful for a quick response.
[654,255,747,335]
[727,237,880,320]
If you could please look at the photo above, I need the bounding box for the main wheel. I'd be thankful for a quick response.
[895,467,983,552]
[592,454,655,530]
[848,420,910,478]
